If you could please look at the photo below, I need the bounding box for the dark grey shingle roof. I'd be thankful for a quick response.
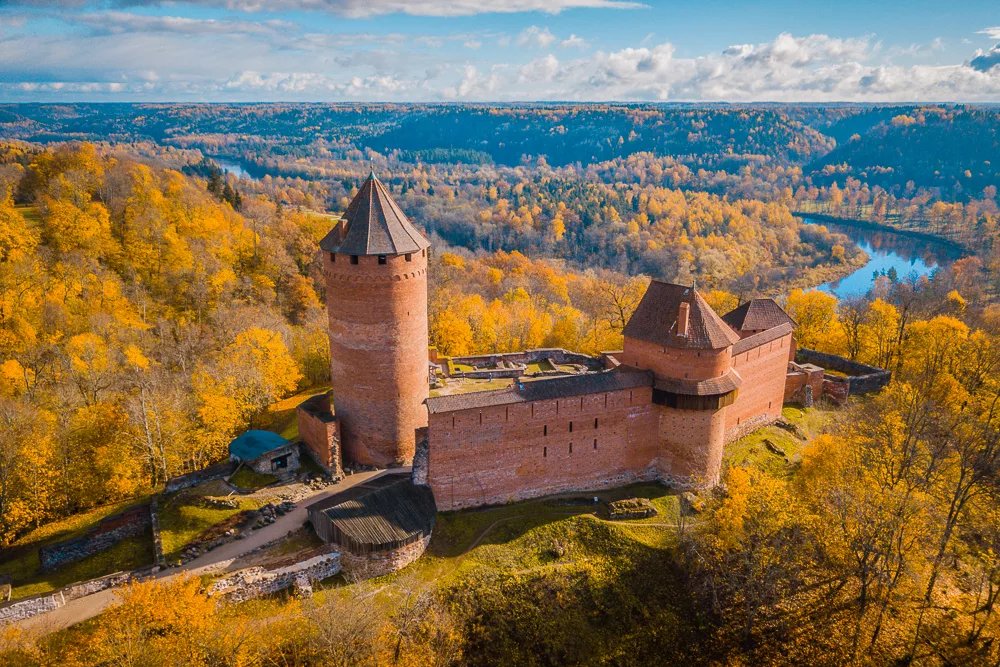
[309,473,436,552]
[722,298,796,332]
[425,369,654,414]
[623,281,740,350]
[319,173,430,256]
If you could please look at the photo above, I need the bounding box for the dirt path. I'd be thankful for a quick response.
[13,468,409,637]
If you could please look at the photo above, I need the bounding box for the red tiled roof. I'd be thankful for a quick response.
[623,281,740,350]
[722,298,796,332]
[320,172,430,256]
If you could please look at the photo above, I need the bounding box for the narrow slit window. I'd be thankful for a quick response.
[544,425,548,436]
[350,255,359,265]
[543,446,547,458]
[569,421,573,433]
[405,253,412,262]
[569,443,573,454]
[330,253,336,263]
[593,438,598,450]
[594,417,599,429]
[378,255,387,265]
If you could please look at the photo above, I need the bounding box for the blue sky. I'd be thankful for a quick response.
[1,0,999,101]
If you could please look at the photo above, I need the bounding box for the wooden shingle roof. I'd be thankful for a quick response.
[319,172,430,256]
[425,369,654,414]
[654,370,743,396]
[308,473,436,553]
[623,281,740,350]
[731,322,795,356]
[722,298,796,332]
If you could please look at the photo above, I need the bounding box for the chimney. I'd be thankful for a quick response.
[677,302,690,337]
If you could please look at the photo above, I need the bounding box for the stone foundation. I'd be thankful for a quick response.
[339,535,431,580]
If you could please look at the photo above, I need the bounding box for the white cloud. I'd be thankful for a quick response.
[971,44,1000,72]
[74,12,295,36]
[561,34,587,49]
[5,27,1000,103]
[464,39,483,49]
[517,25,556,48]
[978,27,1000,40]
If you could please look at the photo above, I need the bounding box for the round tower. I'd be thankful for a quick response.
[319,172,430,467]
[621,281,742,487]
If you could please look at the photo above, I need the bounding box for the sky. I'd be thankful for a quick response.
[1,0,999,102]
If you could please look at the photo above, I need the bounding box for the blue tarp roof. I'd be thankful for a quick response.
[228,430,290,461]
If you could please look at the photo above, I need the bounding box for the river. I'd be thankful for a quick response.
[803,217,964,298]
[212,157,256,180]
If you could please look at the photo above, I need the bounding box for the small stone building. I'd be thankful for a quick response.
[306,473,436,579]
[228,430,300,479]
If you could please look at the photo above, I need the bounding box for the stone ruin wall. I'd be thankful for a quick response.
[210,551,342,604]
[0,570,141,626]
[426,386,658,511]
[38,504,152,573]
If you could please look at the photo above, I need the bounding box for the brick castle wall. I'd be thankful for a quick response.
[657,405,727,487]
[297,393,342,475]
[324,250,429,466]
[621,336,732,380]
[725,331,794,442]
[427,386,658,511]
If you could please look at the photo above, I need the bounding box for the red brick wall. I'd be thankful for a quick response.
[426,386,657,511]
[622,336,731,380]
[324,250,429,466]
[726,332,793,442]
[297,399,342,475]
[657,405,727,487]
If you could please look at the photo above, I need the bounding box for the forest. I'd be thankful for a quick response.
[1,103,1000,665]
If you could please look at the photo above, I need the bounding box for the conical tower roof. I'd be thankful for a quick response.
[623,281,741,350]
[320,171,430,256]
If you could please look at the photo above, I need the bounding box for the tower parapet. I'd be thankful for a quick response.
[319,172,430,466]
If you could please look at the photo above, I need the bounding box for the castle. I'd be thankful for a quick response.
[297,172,804,512]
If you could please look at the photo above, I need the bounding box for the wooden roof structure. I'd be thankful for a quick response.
[319,172,430,256]
[306,473,436,553]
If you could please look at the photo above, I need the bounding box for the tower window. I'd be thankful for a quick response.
[594,418,598,429]
[350,255,359,265]
[594,438,598,450]
[543,446,547,458]
[378,255,387,265]
[569,421,573,433]
[330,253,336,263]
[405,253,412,262]
[544,425,547,436]
[569,443,573,454]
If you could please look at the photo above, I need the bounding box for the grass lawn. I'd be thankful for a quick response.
[429,377,512,397]
[262,385,329,441]
[157,481,264,561]
[0,497,154,600]
[228,466,278,491]
[723,404,838,481]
